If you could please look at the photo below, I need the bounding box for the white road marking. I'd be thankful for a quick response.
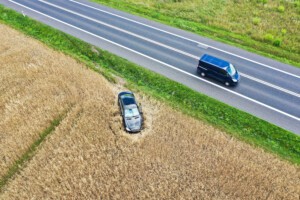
[240,73,300,98]
[197,43,208,49]
[38,0,199,60]
[39,0,300,99]
[8,0,300,121]
[70,0,300,80]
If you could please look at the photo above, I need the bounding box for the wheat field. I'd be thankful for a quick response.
[0,23,299,199]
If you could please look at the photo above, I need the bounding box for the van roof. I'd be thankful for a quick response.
[200,54,229,69]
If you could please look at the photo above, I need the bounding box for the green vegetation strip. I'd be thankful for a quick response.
[90,0,300,68]
[0,115,63,191]
[0,5,299,164]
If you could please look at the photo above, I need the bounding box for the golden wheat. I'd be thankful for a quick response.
[0,23,299,199]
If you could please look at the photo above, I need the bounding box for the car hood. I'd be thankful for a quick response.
[125,116,142,132]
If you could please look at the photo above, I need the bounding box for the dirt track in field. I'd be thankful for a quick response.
[0,23,299,199]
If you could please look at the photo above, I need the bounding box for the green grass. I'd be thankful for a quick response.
[0,5,299,165]
[89,0,300,68]
[0,114,64,192]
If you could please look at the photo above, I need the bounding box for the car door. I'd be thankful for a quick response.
[119,97,124,116]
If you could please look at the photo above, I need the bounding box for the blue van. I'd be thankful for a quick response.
[197,54,240,86]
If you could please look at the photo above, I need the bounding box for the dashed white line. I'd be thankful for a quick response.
[38,0,199,60]
[240,73,300,98]
[38,0,300,99]
[7,0,300,121]
[70,0,300,80]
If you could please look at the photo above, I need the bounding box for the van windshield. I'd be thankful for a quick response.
[227,64,236,76]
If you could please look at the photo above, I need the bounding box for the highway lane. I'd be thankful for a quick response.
[1,0,300,134]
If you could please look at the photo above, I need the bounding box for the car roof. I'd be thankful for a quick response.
[200,54,229,70]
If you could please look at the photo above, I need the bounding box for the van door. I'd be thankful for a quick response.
[198,61,209,72]
[208,66,220,80]
[215,68,228,83]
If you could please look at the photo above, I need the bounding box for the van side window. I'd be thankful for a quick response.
[220,69,227,76]
[199,61,209,68]
[210,66,218,72]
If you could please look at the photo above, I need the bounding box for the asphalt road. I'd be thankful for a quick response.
[1,0,300,135]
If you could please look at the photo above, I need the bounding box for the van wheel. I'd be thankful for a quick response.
[225,82,230,86]
[200,72,205,77]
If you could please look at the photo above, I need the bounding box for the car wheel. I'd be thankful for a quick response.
[200,72,205,77]
[225,81,230,86]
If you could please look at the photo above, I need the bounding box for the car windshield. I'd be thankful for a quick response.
[125,107,139,118]
[227,64,236,76]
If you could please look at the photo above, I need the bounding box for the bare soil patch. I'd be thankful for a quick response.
[0,23,299,199]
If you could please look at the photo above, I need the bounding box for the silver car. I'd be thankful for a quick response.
[118,91,143,133]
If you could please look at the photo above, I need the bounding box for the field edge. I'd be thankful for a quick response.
[0,5,299,165]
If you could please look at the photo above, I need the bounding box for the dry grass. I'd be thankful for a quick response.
[0,23,76,177]
[0,23,299,199]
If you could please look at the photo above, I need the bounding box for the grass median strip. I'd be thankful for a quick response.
[0,4,299,165]
[0,115,64,192]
